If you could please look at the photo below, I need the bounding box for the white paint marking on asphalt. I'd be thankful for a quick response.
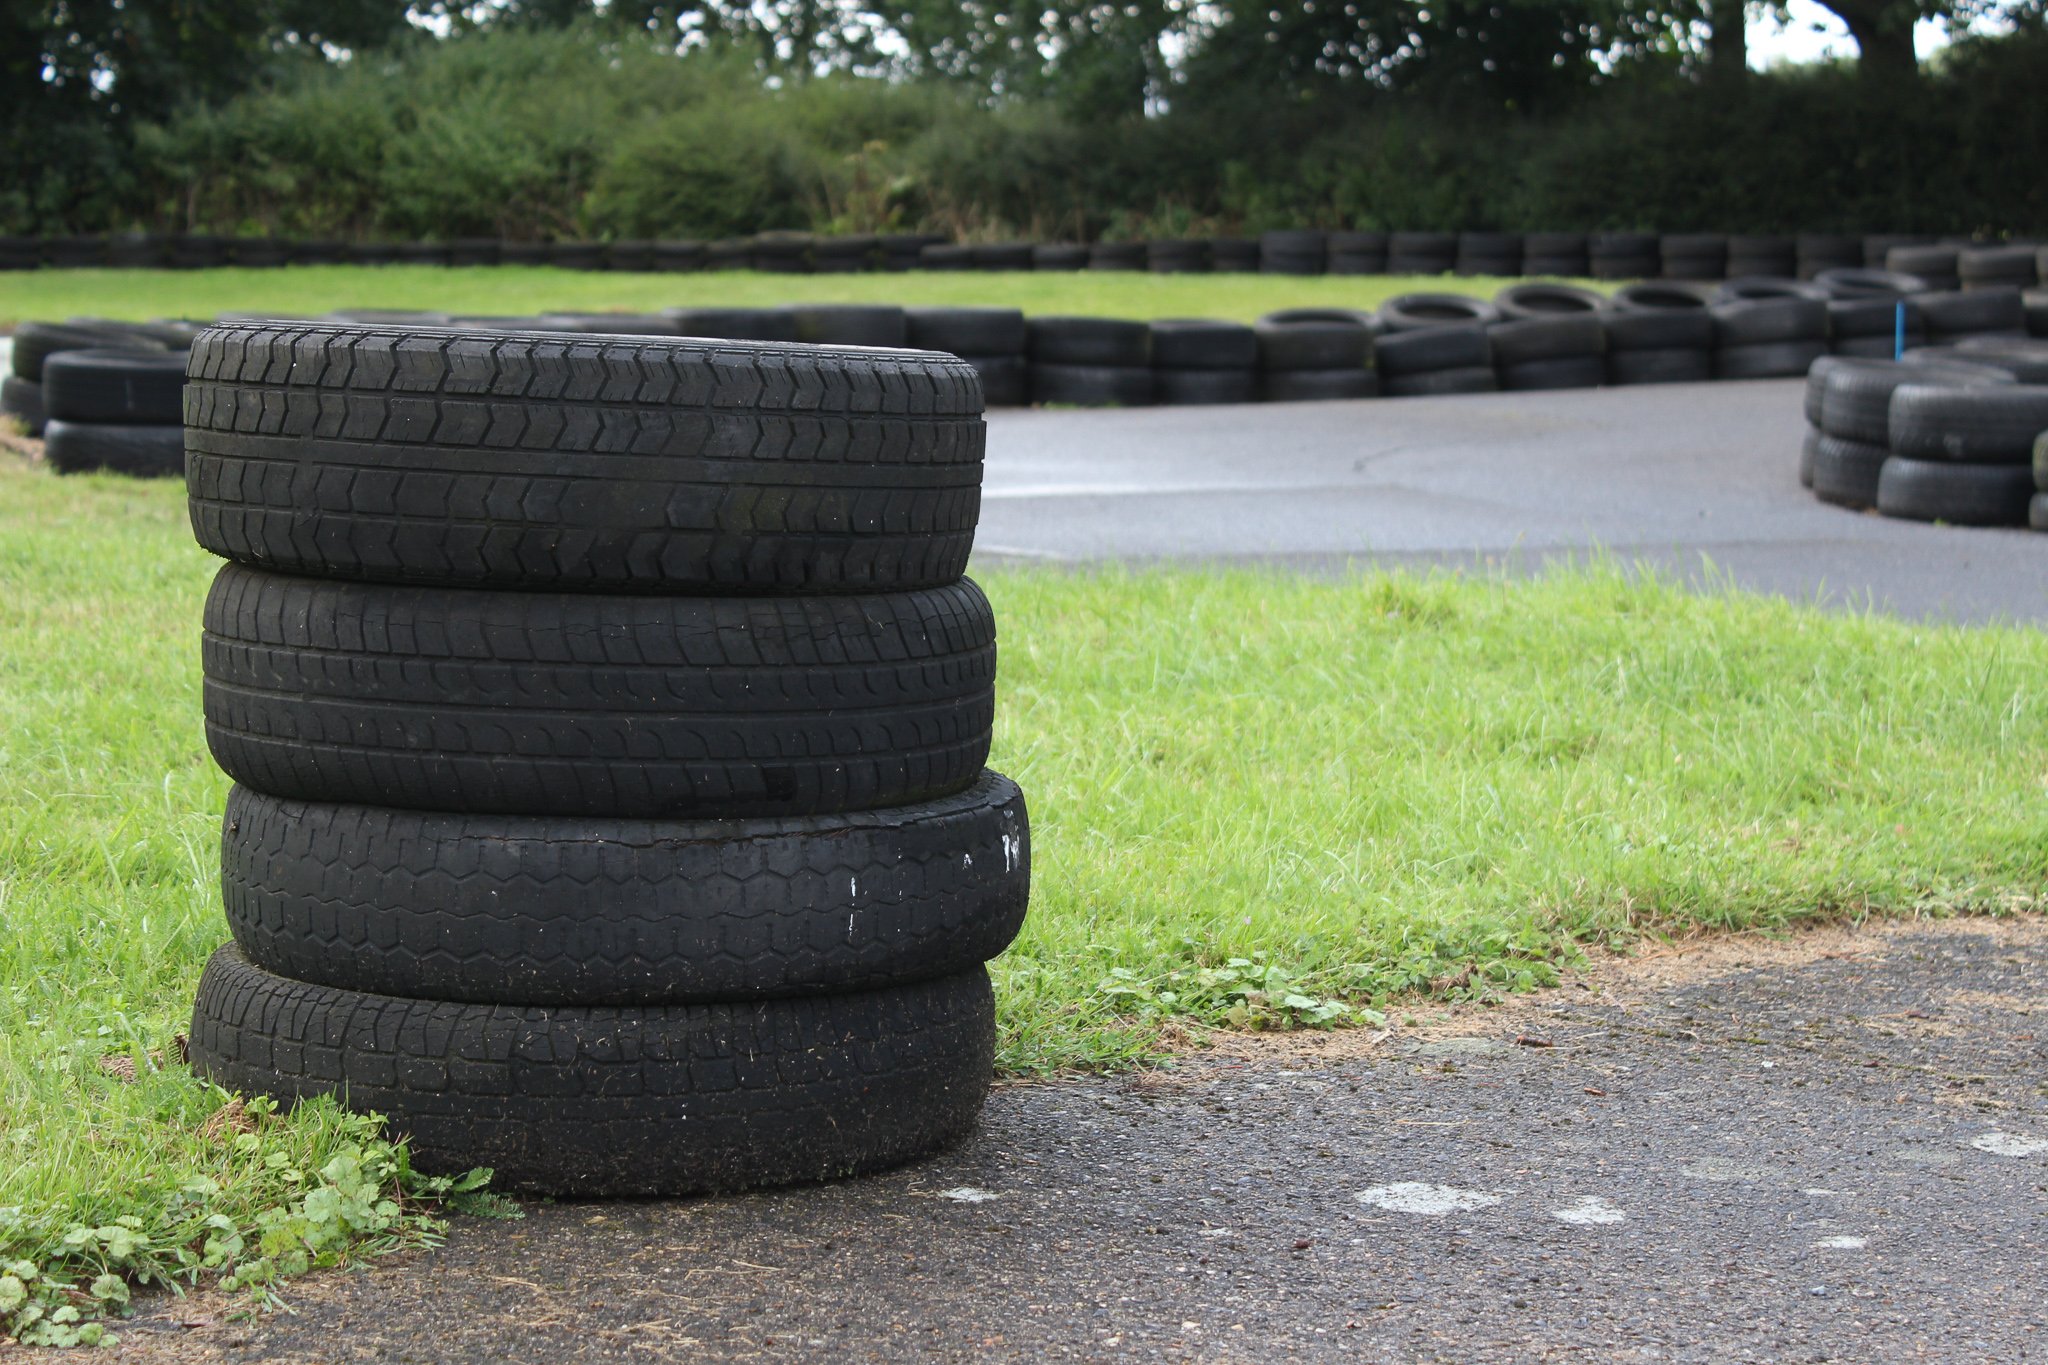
[1814,1236,1868,1250]
[1679,1158,1775,1183]
[935,1186,998,1203]
[1198,1228,1233,1239]
[1356,1182,1502,1216]
[1551,1196,1627,1226]
[1970,1132,2048,1157]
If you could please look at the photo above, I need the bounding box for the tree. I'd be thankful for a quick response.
[0,0,415,228]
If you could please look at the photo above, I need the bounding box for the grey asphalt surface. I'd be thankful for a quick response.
[974,381,2048,623]
[73,915,2047,1363]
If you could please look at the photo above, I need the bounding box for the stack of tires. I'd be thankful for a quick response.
[1726,235,1794,280]
[41,347,189,475]
[1489,284,1608,390]
[1387,232,1458,276]
[1590,233,1660,280]
[1260,231,1327,276]
[1028,317,1153,406]
[1800,353,2048,525]
[182,322,1025,1196]
[908,308,1029,406]
[1374,294,1500,396]
[1327,232,1388,275]
[1603,282,1715,385]
[1152,319,1260,404]
[1252,311,1376,401]
[1815,268,1929,357]
[5,320,184,464]
[1710,280,1830,379]
[1800,356,2010,507]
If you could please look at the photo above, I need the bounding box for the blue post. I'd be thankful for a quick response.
[1895,300,1906,360]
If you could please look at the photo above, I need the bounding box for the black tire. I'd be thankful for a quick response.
[183,323,984,595]
[1377,293,1501,333]
[791,305,907,348]
[42,349,188,423]
[1329,230,1390,255]
[1810,433,1890,509]
[1027,318,1150,367]
[1328,252,1388,276]
[1589,233,1658,280]
[1086,243,1145,272]
[1604,308,1714,352]
[1816,268,1929,299]
[1209,239,1261,273]
[1829,296,1922,340]
[1487,315,1603,365]
[1613,281,1714,313]
[1710,297,1828,346]
[1725,243,1796,279]
[1816,359,2012,444]
[653,240,707,272]
[1145,240,1210,273]
[1944,337,2048,384]
[1029,363,1154,407]
[1,375,45,435]
[1494,283,1606,320]
[1713,278,1829,304]
[1386,232,1455,275]
[188,945,995,1197]
[1522,253,1592,278]
[1799,428,1818,488]
[1831,334,1920,359]
[1455,232,1522,277]
[1151,320,1258,370]
[10,321,170,380]
[1030,244,1089,271]
[1918,288,2026,340]
[1605,347,1712,386]
[1659,234,1727,279]
[905,308,1027,356]
[221,771,1029,1005]
[812,236,877,273]
[1156,368,1259,405]
[1261,308,1379,331]
[1259,231,1326,275]
[1382,366,1498,398]
[1256,368,1378,402]
[1958,246,2038,289]
[1876,456,2034,526]
[43,420,185,477]
[201,566,996,819]
[665,307,801,342]
[963,355,1028,407]
[1794,234,1861,279]
[1500,356,1605,391]
[1713,339,1828,380]
[970,243,1034,272]
[2031,493,2048,531]
[1254,320,1370,370]
[1888,384,2048,463]
[1374,325,1491,377]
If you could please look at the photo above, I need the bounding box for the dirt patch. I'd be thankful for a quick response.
[1186,910,2045,1068]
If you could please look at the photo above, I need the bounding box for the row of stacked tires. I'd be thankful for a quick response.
[183,321,1028,1196]
[8,275,2048,476]
[1799,340,2048,529]
[5,230,2045,282]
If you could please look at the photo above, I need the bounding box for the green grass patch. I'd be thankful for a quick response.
[0,266,1595,330]
[1,450,2042,1333]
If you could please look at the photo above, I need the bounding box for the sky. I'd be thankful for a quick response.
[1746,0,2021,68]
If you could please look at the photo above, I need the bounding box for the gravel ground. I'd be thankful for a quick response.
[28,913,2044,1364]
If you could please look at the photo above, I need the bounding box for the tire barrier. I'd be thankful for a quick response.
[14,268,2048,453]
[1799,345,2048,530]
[182,321,1027,1197]
[7,231,2040,283]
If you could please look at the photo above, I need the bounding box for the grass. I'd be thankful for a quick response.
[0,265,1599,331]
[2,449,2044,1335]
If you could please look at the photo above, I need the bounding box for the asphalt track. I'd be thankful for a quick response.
[61,916,2048,1363]
[974,380,2048,623]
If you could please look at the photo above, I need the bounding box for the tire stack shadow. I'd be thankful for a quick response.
[180,321,1032,1197]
